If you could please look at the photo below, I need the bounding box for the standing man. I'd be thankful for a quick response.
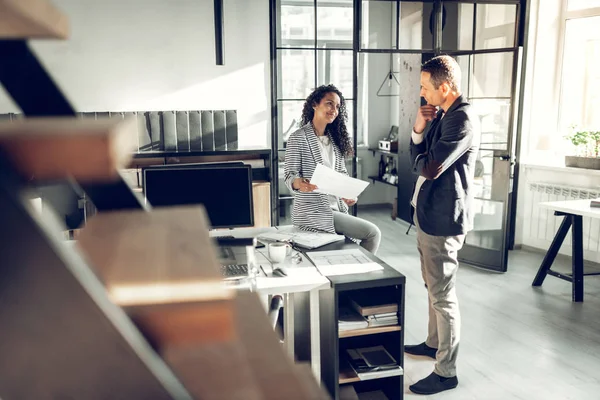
[405,55,480,395]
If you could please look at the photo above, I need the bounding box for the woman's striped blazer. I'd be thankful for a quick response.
[283,123,349,234]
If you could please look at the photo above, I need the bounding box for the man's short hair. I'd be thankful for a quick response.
[421,55,461,92]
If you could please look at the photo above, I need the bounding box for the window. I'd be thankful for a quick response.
[525,0,600,164]
[277,0,358,143]
[567,0,600,11]
[275,0,356,224]
[558,6,600,136]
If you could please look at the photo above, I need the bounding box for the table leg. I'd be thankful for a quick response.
[309,289,321,384]
[572,215,584,302]
[284,292,295,360]
[532,215,572,286]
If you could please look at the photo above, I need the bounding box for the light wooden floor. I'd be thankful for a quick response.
[359,207,600,400]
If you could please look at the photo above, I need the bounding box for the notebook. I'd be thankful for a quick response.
[345,346,403,381]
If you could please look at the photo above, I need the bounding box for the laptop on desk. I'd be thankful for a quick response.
[217,243,269,280]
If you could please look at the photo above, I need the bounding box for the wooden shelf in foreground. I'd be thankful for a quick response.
[76,206,236,348]
[76,206,329,399]
[0,0,69,39]
[0,117,138,181]
[166,292,330,400]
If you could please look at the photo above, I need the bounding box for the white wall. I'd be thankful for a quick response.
[0,0,270,148]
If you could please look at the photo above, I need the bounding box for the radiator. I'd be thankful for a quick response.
[524,183,600,258]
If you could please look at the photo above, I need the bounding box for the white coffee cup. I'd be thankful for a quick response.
[268,242,290,263]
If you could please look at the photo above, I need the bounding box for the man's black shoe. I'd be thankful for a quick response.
[409,372,458,395]
[404,342,437,359]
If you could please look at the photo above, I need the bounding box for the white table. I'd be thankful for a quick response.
[210,227,330,380]
[532,199,600,302]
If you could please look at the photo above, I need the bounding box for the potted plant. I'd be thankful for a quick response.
[564,128,600,170]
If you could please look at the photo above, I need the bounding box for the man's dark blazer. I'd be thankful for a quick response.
[410,95,480,237]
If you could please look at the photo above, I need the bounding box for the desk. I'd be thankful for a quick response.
[210,227,330,381]
[532,199,600,302]
[211,227,406,399]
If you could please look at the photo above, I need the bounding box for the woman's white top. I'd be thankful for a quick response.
[316,134,339,211]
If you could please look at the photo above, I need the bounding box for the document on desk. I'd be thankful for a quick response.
[306,249,383,276]
[310,164,370,199]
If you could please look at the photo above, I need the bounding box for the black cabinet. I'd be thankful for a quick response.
[318,244,406,400]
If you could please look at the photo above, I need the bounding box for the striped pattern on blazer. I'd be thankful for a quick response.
[284,123,349,234]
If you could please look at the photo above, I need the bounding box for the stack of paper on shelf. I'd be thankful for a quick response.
[365,312,398,328]
[591,198,600,208]
[338,306,368,331]
[345,345,403,381]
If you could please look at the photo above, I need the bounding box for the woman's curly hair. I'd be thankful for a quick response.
[300,84,353,156]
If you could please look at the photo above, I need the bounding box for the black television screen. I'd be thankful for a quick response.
[143,164,253,229]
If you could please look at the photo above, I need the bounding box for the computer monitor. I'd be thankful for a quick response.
[141,162,245,189]
[143,164,254,229]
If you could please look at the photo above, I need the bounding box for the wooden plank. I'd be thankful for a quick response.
[164,340,263,400]
[0,117,137,182]
[127,300,235,350]
[0,0,69,39]
[0,180,192,400]
[252,182,271,228]
[77,206,236,350]
[339,325,401,338]
[76,206,233,306]
[164,292,329,400]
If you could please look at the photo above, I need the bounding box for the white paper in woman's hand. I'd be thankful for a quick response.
[309,164,369,199]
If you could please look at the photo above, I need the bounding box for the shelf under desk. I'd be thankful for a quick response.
[339,325,401,339]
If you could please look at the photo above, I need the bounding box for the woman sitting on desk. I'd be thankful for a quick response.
[284,84,381,254]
